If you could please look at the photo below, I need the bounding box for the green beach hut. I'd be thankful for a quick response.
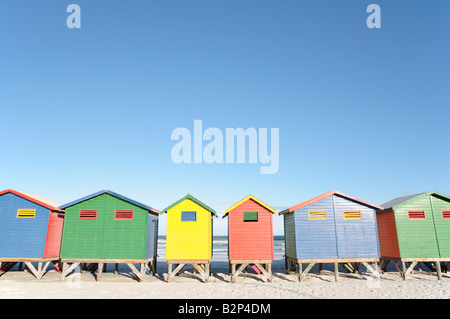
[59,190,159,282]
[377,190,450,280]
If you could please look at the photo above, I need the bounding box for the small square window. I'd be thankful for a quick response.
[79,210,97,220]
[17,209,36,218]
[181,211,196,222]
[243,211,258,222]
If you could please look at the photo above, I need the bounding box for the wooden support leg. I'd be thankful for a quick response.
[299,263,315,281]
[167,263,172,282]
[231,263,248,283]
[436,261,442,280]
[297,263,302,282]
[392,261,404,279]
[39,261,51,279]
[60,262,80,281]
[97,263,103,282]
[193,263,208,282]
[334,263,339,282]
[231,263,236,281]
[319,263,323,275]
[362,262,380,279]
[115,263,119,275]
[125,263,143,282]
[140,263,146,279]
[401,262,406,281]
[60,263,68,280]
[37,262,43,277]
[167,263,185,283]
[284,257,288,274]
[205,262,211,281]
[403,261,417,280]
[24,262,40,279]
[253,263,272,282]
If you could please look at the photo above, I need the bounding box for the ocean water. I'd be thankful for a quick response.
[157,235,285,261]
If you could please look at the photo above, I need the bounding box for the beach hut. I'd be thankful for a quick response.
[161,194,216,282]
[0,189,64,279]
[223,195,277,282]
[58,190,159,282]
[377,190,450,280]
[280,190,382,281]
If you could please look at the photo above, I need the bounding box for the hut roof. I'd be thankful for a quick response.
[279,190,383,214]
[59,190,157,214]
[161,194,217,216]
[222,195,278,218]
[378,190,450,212]
[0,189,61,211]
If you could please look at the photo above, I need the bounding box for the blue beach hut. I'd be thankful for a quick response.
[279,190,383,281]
[0,189,63,279]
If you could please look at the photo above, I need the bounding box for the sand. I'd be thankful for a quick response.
[0,259,449,299]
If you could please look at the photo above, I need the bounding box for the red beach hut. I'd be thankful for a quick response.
[222,195,278,282]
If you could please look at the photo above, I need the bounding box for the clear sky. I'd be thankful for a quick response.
[1,1,449,235]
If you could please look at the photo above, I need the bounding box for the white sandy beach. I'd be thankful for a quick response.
[0,259,449,299]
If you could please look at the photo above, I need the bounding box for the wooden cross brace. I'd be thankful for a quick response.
[231,263,272,283]
[167,262,210,283]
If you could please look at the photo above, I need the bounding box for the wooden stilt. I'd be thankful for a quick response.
[334,263,339,282]
[97,263,103,281]
[436,261,442,280]
[297,263,302,281]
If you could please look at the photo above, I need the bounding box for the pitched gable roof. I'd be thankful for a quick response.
[379,190,450,211]
[379,192,426,210]
[222,195,278,218]
[59,190,156,213]
[279,190,383,214]
[161,194,217,216]
[0,189,61,211]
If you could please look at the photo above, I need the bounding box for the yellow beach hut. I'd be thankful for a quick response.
[161,194,217,282]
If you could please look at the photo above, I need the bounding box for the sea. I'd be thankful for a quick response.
[157,235,285,261]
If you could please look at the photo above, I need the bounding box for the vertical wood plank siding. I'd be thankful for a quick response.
[430,194,450,257]
[0,193,50,258]
[376,210,400,258]
[44,211,64,258]
[288,194,380,260]
[283,212,296,259]
[60,193,150,260]
[146,214,159,259]
[294,195,338,259]
[228,198,274,260]
[395,196,439,258]
[166,199,212,260]
[333,195,380,258]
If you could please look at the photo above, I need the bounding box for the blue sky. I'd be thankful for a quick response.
[1,1,449,235]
